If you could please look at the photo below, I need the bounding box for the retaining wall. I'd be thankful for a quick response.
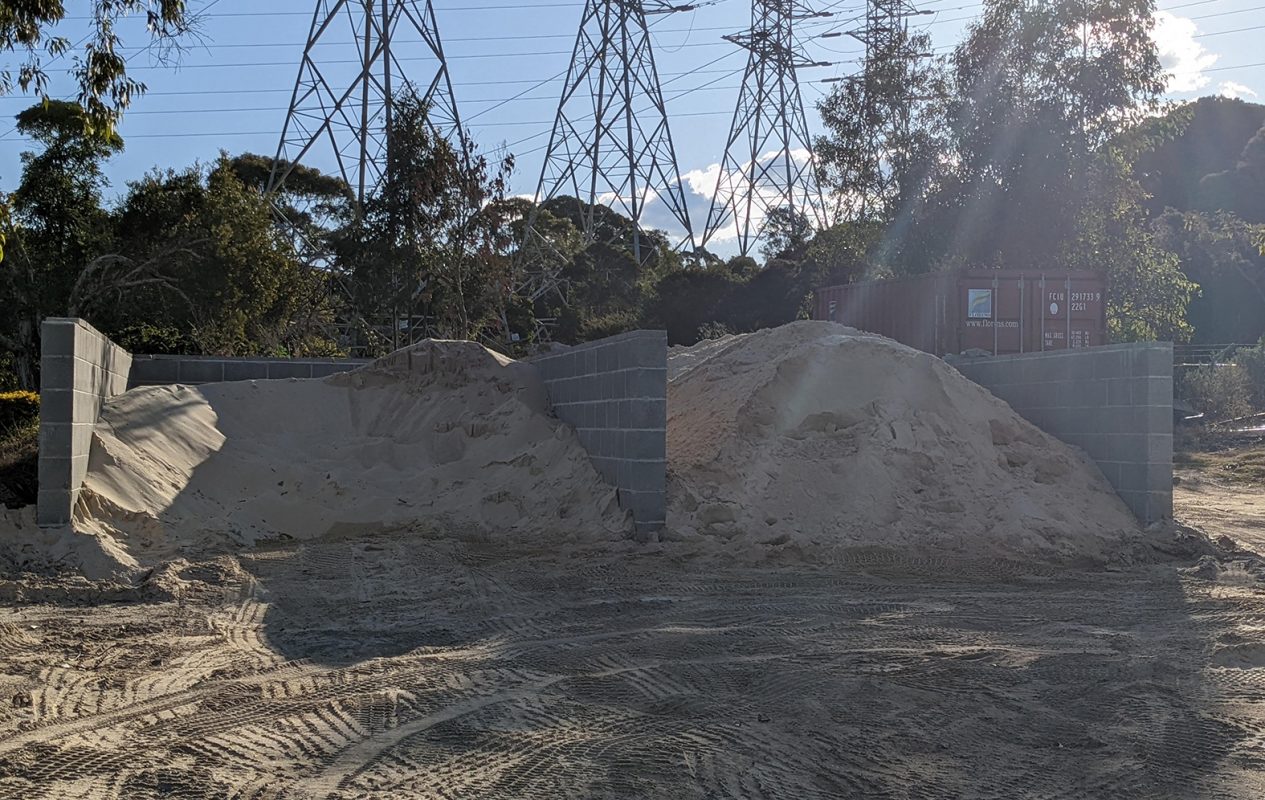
[37,319,133,526]
[531,331,668,537]
[130,355,369,387]
[950,343,1174,524]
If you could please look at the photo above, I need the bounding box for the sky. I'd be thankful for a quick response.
[0,0,1262,255]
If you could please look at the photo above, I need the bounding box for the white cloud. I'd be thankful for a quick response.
[679,149,821,245]
[1152,11,1218,93]
[1218,81,1259,100]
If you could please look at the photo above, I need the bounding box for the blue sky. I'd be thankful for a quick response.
[1,0,1262,252]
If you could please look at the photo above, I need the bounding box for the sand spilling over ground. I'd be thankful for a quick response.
[667,321,1142,561]
[70,340,628,573]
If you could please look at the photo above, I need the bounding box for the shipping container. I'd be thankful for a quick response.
[814,270,1107,357]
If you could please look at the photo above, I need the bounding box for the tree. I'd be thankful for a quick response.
[1153,210,1265,344]
[815,24,945,223]
[0,100,120,387]
[336,89,515,351]
[0,0,193,132]
[1131,96,1265,216]
[863,0,1193,340]
[105,156,337,357]
[1197,121,1265,224]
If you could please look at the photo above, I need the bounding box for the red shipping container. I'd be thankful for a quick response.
[814,270,1107,357]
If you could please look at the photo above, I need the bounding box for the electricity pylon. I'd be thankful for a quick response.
[528,0,699,265]
[268,0,464,205]
[842,0,932,220]
[702,0,829,257]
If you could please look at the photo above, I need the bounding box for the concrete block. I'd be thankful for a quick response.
[36,489,74,527]
[39,355,78,391]
[1095,460,1122,488]
[130,358,180,386]
[37,455,88,492]
[621,341,664,369]
[1138,405,1171,436]
[1133,376,1172,407]
[597,344,616,372]
[1146,433,1174,465]
[41,319,79,358]
[40,388,103,424]
[267,362,315,380]
[622,460,666,492]
[1137,345,1174,380]
[1106,378,1133,407]
[39,422,95,457]
[624,430,667,461]
[224,362,272,382]
[583,347,597,374]
[621,399,667,430]
[1146,490,1174,521]
[589,456,618,484]
[178,360,226,385]
[626,368,666,400]
[1092,348,1127,379]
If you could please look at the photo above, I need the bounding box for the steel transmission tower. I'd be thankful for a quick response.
[842,0,932,219]
[702,1,829,257]
[268,0,463,205]
[529,0,699,264]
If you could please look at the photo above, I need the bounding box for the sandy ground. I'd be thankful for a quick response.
[1176,468,1265,554]
[1,521,1264,799]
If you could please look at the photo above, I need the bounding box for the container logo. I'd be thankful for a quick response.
[967,289,993,319]
[1049,302,1060,315]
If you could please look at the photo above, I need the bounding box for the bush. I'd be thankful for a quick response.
[1180,364,1252,422]
[1236,338,1265,410]
[0,390,40,432]
[0,392,38,509]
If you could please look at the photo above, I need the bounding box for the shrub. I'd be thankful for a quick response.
[0,391,40,432]
[1236,337,1265,411]
[1179,364,1252,422]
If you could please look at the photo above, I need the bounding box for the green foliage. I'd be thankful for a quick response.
[0,0,191,133]
[1131,96,1265,216]
[813,0,1191,342]
[1237,338,1265,410]
[815,23,946,222]
[336,89,515,351]
[1197,121,1265,224]
[1180,364,1252,421]
[0,389,38,431]
[1152,210,1265,344]
[0,100,121,388]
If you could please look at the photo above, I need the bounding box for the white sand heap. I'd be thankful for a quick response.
[666,321,1143,561]
[74,340,629,569]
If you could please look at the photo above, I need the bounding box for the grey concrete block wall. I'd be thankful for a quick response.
[38,318,133,526]
[950,343,1174,524]
[532,331,668,536]
[129,355,370,387]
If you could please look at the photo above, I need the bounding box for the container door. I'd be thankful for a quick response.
[1040,277,1105,350]
[958,276,1023,355]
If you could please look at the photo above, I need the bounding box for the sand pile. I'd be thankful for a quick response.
[71,340,628,572]
[667,321,1142,561]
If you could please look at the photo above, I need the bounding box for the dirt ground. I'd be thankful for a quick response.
[1,465,1264,797]
[1176,440,1265,554]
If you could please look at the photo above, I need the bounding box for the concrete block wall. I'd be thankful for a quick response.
[531,331,668,536]
[950,343,1174,524]
[38,318,134,526]
[130,355,370,387]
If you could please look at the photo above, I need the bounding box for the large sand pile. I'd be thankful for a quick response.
[667,321,1143,561]
[71,340,628,572]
